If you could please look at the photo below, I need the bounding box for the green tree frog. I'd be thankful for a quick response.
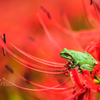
[60,48,98,72]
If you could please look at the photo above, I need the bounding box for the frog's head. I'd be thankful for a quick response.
[60,48,73,62]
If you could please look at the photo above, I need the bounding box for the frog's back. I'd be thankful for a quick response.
[67,50,95,65]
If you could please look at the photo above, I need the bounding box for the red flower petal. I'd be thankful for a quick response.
[69,69,83,89]
[81,74,97,92]
[88,89,94,100]
[92,63,100,80]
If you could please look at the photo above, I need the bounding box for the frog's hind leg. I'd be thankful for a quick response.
[80,64,93,72]
[84,51,97,64]
[64,62,73,71]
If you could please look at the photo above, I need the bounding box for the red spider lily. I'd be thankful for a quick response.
[0,35,77,100]
[39,4,100,99]
[66,36,100,99]
[1,0,100,100]
[64,36,100,99]
[0,28,100,100]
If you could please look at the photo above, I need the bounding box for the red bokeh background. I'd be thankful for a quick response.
[0,0,99,100]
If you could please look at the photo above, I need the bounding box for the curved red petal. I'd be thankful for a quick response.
[69,69,83,89]
[83,70,90,77]
[81,74,97,92]
[88,89,94,100]
[92,63,100,80]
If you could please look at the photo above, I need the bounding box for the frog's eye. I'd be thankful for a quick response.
[63,53,71,56]
[61,53,72,59]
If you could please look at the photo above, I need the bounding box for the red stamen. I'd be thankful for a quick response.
[3,77,76,94]
[7,52,65,71]
[8,54,64,74]
[60,10,84,52]
[5,64,71,91]
[82,0,98,28]
[93,0,100,22]
[14,72,68,90]
[2,78,55,92]
[29,36,56,61]
[41,9,100,39]
[40,7,84,51]
[60,10,72,30]
[0,38,65,68]
[57,87,76,94]
[1,39,65,71]
[8,41,64,67]
[37,13,62,51]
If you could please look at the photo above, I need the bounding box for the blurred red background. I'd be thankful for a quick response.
[0,0,100,100]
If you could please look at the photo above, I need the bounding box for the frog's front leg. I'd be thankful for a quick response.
[71,62,79,67]
[64,62,77,71]
[71,62,83,73]
[71,62,79,70]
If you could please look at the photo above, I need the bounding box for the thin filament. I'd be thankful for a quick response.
[37,13,62,51]
[0,38,65,68]
[29,37,56,61]
[82,0,98,28]
[14,72,71,90]
[8,41,65,67]
[61,11,84,52]
[8,53,64,74]
[7,52,66,71]
[3,78,74,93]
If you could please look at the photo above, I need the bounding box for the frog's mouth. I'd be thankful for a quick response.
[60,53,74,64]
